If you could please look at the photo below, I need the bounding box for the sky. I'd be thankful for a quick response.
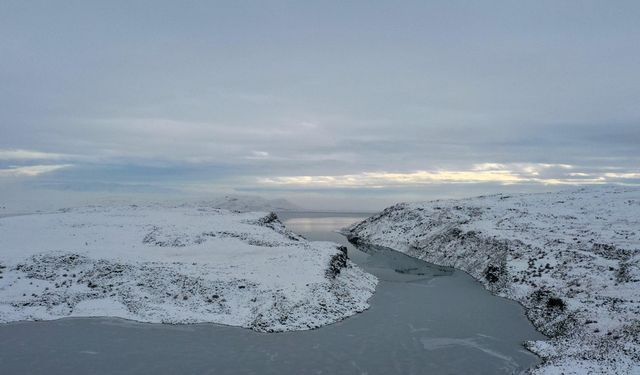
[1,1,639,211]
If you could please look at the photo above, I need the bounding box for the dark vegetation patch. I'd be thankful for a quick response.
[326,252,348,278]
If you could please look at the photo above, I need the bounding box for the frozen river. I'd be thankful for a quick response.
[0,212,544,374]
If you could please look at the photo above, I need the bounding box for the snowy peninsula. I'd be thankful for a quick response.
[0,204,376,332]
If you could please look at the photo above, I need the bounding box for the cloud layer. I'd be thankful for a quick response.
[1,1,639,209]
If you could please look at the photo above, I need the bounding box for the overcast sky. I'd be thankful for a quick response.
[1,1,639,211]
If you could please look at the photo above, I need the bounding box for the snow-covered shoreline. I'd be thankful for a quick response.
[345,187,639,374]
[0,204,377,332]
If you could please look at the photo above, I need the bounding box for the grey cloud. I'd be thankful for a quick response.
[1,1,639,209]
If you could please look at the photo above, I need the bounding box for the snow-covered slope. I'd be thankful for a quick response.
[345,187,639,374]
[206,195,302,212]
[0,204,376,332]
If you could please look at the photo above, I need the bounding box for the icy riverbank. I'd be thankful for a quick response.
[0,204,376,332]
[345,187,639,374]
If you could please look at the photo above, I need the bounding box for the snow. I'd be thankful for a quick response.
[0,204,376,332]
[345,186,639,374]
[205,194,302,212]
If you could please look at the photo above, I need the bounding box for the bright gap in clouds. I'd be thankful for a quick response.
[0,164,73,177]
[0,149,68,161]
[256,163,632,188]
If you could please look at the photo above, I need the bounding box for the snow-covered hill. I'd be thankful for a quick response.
[0,204,376,332]
[345,187,639,374]
[206,194,302,212]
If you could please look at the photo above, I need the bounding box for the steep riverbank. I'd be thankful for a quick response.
[345,187,640,374]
